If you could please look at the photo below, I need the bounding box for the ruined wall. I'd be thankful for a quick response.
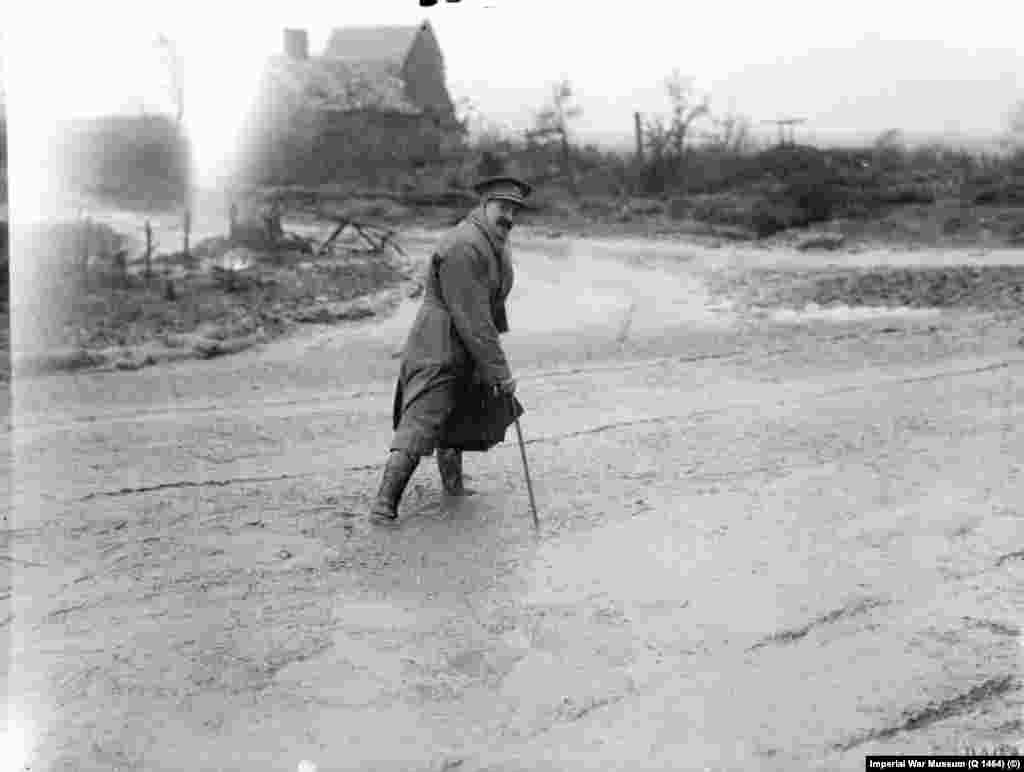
[242,108,452,187]
[238,35,465,189]
[315,110,444,184]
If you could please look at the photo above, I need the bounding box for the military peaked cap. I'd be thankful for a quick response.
[472,175,533,207]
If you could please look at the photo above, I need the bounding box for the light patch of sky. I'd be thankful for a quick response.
[5,0,1022,191]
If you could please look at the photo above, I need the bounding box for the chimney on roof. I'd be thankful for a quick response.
[284,29,309,60]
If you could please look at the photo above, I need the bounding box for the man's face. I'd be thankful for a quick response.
[485,199,521,234]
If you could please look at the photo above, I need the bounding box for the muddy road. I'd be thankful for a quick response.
[3,233,1023,771]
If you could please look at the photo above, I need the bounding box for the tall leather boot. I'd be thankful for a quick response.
[369,450,420,524]
[437,448,475,496]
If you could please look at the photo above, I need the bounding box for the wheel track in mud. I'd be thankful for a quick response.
[49,355,1024,507]
[993,549,1024,567]
[75,473,314,502]
[747,596,891,651]
[833,675,1022,751]
[6,348,757,433]
[5,319,964,433]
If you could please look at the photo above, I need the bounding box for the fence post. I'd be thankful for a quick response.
[163,263,177,301]
[114,249,128,289]
[183,208,191,257]
[144,220,153,284]
[79,216,91,288]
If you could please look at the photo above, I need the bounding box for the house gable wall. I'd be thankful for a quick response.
[401,24,455,120]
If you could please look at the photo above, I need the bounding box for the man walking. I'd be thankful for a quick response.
[368,176,533,525]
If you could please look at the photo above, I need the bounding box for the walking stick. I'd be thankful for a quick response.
[513,414,540,530]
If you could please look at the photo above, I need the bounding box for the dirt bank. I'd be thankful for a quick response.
[711,264,1024,319]
[10,219,411,377]
[16,186,1020,381]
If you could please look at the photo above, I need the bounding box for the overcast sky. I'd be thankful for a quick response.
[5,0,1022,184]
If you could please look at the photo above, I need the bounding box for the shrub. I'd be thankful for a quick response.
[877,185,936,205]
[751,200,808,237]
[973,181,1024,205]
[943,215,966,234]
[668,197,689,221]
[578,197,618,217]
[688,194,758,228]
[57,115,191,207]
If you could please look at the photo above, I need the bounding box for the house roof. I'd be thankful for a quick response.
[322,23,427,67]
[259,55,422,115]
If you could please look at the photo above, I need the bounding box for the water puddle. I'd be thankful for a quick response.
[767,304,942,324]
[506,241,734,335]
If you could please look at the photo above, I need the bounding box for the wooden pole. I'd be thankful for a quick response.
[144,221,153,283]
[634,112,643,163]
[318,219,348,257]
[79,217,91,287]
[634,112,646,194]
[114,249,128,289]
[183,208,191,257]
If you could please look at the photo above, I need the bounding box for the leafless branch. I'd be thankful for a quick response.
[155,34,185,126]
[532,77,583,196]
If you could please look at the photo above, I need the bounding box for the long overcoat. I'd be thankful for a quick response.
[390,208,523,456]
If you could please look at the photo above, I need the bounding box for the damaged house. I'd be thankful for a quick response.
[240,21,465,187]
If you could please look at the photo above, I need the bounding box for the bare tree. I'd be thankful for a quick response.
[705,110,753,154]
[0,92,7,174]
[1005,100,1024,149]
[875,128,905,148]
[455,96,481,135]
[155,34,185,126]
[529,77,583,196]
[640,70,710,192]
[474,118,515,155]
[457,97,508,155]
[643,116,672,163]
[873,128,907,169]
[664,70,710,163]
